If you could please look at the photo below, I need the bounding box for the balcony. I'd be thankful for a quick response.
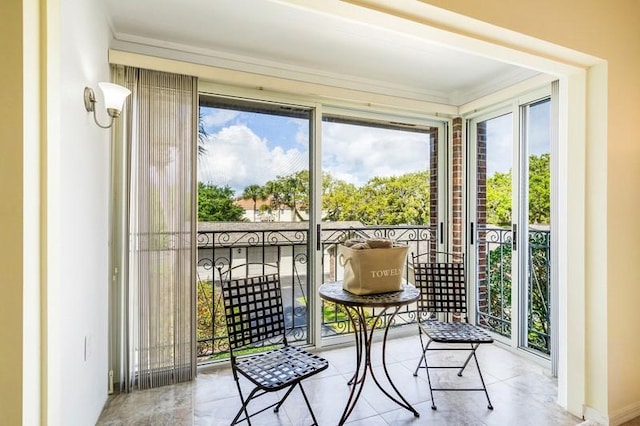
[98,223,582,425]
[195,222,552,364]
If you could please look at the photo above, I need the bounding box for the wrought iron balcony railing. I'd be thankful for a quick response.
[196,222,551,364]
[475,225,551,355]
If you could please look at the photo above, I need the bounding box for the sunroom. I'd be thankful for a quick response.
[16,0,638,425]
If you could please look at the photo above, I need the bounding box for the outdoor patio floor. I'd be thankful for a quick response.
[96,335,622,425]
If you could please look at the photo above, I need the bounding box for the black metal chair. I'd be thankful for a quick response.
[217,262,328,426]
[411,252,494,410]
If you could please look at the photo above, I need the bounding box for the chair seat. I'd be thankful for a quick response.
[419,320,494,344]
[237,345,329,390]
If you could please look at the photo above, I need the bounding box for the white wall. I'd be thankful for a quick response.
[48,0,112,424]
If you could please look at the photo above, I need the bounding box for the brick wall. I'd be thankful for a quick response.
[430,128,438,257]
[452,118,463,256]
[476,120,488,321]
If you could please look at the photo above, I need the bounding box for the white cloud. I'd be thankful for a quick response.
[322,122,430,187]
[202,109,240,128]
[198,124,307,195]
[197,120,431,195]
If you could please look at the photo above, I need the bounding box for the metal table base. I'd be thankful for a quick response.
[319,282,420,425]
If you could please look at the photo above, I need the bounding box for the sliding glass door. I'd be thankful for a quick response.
[319,113,445,341]
[195,96,313,363]
[194,94,449,360]
[469,94,553,359]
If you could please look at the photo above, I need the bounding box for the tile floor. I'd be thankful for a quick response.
[96,335,633,425]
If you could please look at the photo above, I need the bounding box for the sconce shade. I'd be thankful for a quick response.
[98,82,131,115]
[84,82,131,129]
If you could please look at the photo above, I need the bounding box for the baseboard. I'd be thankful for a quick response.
[609,400,640,426]
[583,405,609,425]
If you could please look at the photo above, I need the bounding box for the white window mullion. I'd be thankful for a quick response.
[311,103,324,349]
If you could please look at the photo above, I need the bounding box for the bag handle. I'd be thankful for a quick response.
[338,253,350,267]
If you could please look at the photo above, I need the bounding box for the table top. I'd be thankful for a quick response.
[319,281,419,308]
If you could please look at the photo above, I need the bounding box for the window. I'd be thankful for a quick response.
[195,93,448,360]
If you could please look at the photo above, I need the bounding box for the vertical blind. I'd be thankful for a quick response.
[111,65,197,391]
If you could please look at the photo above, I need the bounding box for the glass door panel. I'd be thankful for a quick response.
[319,115,440,339]
[475,112,514,339]
[471,95,553,359]
[521,98,552,354]
[196,96,312,363]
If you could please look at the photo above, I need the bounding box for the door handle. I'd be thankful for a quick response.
[512,223,517,251]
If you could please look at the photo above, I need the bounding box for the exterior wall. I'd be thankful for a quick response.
[241,208,309,223]
[429,128,439,256]
[474,120,488,322]
[451,117,464,255]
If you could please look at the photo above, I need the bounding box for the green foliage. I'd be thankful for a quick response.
[322,174,361,222]
[323,170,430,225]
[196,281,229,357]
[360,172,430,225]
[197,112,208,156]
[487,171,512,226]
[242,184,267,221]
[487,241,512,336]
[528,153,550,224]
[486,153,550,226]
[264,170,309,221]
[197,182,245,222]
[485,231,551,354]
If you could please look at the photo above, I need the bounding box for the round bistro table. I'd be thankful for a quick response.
[318,281,420,425]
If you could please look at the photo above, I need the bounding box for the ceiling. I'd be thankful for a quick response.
[104,0,540,106]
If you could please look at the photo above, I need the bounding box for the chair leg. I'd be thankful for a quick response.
[457,343,479,377]
[298,382,321,426]
[274,384,297,413]
[413,328,427,376]
[420,340,438,410]
[231,386,260,426]
[471,346,494,410]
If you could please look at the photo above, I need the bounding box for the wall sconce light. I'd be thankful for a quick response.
[83,82,131,129]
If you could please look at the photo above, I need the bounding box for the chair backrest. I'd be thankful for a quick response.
[412,252,468,316]
[218,263,286,351]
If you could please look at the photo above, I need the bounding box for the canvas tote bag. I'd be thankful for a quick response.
[338,244,408,295]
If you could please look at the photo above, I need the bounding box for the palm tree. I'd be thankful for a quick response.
[242,184,266,222]
[264,180,284,221]
[198,111,208,156]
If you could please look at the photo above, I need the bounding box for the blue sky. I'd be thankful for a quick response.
[198,101,550,196]
[485,100,550,176]
[198,106,431,195]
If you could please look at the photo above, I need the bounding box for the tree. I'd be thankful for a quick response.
[198,183,245,222]
[528,153,550,225]
[322,171,430,225]
[486,153,550,227]
[242,184,266,222]
[358,171,430,225]
[322,174,359,221]
[197,111,208,156]
[486,170,512,226]
[263,171,309,221]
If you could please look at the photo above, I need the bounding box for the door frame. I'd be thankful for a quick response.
[464,87,554,364]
